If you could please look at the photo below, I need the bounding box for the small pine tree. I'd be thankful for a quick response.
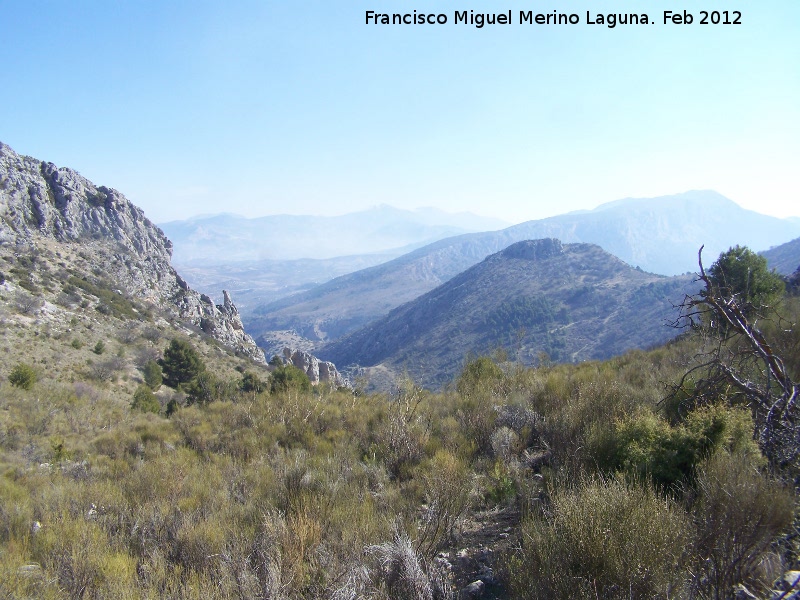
[8,363,37,390]
[166,398,179,416]
[142,359,163,390]
[240,371,267,394]
[93,340,105,355]
[159,339,205,389]
[705,245,785,316]
[131,385,160,414]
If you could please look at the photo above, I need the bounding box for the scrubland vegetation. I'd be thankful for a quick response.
[1,247,799,599]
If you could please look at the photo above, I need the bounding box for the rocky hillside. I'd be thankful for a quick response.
[319,239,698,388]
[248,191,800,352]
[0,141,264,363]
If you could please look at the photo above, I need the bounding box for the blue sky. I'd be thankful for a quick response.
[2,1,798,223]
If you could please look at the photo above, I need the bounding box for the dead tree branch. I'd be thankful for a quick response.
[670,246,800,472]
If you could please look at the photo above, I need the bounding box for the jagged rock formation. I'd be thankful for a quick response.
[0,141,265,363]
[282,347,348,388]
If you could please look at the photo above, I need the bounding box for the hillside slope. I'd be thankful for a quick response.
[319,239,697,388]
[762,236,800,275]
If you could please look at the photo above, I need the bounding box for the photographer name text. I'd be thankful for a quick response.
[364,10,742,28]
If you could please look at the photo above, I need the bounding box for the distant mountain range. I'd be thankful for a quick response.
[247,191,800,351]
[318,240,697,388]
[159,206,510,264]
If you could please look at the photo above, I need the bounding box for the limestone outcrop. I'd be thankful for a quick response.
[282,347,348,388]
[0,141,265,363]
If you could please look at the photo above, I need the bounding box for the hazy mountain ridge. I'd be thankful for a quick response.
[249,191,800,351]
[318,239,698,388]
[160,205,510,264]
[0,141,265,363]
[501,191,800,276]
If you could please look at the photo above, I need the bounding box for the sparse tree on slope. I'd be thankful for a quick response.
[159,339,204,389]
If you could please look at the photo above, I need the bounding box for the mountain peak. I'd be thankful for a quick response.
[500,238,563,261]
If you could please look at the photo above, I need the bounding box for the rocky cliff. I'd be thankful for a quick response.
[0,141,265,363]
[281,347,348,388]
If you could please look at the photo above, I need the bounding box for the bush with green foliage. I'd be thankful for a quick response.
[131,385,160,414]
[93,340,105,355]
[160,339,205,389]
[8,363,37,390]
[590,404,760,490]
[240,370,267,394]
[456,355,504,397]
[142,359,162,390]
[184,371,236,405]
[270,364,311,393]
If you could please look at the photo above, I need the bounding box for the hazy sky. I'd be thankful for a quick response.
[2,1,798,223]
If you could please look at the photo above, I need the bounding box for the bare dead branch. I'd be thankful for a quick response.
[668,246,800,472]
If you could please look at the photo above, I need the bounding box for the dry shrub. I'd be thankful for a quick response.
[507,475,691,599]
[690,451,794,598]
[31,516,138,599]
[368,529,454,600]
[529,368,636,473]
[416,450,472,556]
[373,387,431,480]
[0,476,33,543]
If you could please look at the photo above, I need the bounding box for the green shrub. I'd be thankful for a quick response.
[184,371,236,405]
[71,338,83,349]
[270,365,311,393]
[131,385,160,414]
[590,404,762,490]
[142,359,162,390]
[93,340,105,355]
[240,371,267,394]
[160,339,205,389]
[8,362,37,390]
[456,355,504,397]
